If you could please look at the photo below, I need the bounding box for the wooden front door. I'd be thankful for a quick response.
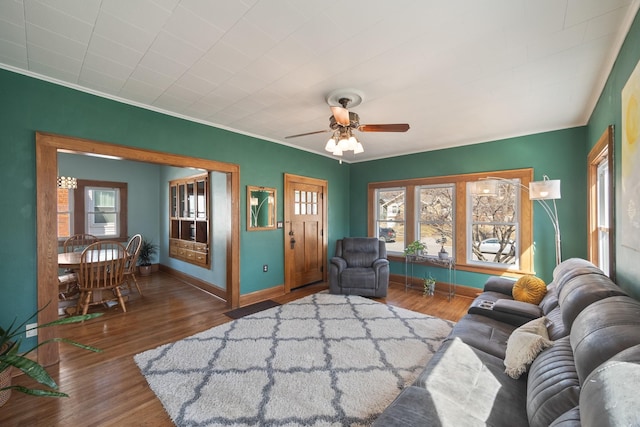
[284,174,327,291]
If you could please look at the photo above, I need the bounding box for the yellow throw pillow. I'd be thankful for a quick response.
[512,275,547,305]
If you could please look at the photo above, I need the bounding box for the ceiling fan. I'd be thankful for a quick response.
[284,90,410,156]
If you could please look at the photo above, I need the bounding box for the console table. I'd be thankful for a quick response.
[404,255,456,300]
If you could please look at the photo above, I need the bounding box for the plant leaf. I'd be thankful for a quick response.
[0,354,58,389]
[1,384,68,398]
[35,312,103,329]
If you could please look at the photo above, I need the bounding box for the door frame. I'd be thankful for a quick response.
[283,173,328,293]
[36,132,241,367]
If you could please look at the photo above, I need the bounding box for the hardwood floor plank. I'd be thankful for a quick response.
[0,272,471,426]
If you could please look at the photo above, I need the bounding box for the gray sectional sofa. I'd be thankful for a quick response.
[373,258,640,426]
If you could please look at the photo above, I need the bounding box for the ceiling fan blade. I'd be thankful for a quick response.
[284,129,331,139]
[358,123,410,133]
[330,106,350,126]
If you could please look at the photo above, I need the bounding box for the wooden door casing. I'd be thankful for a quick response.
[284,174,327,291]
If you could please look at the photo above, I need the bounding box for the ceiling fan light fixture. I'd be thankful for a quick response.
[325,137,337,152]
[333,146,343,156]
[353,142,364,154]
[347,135,358,150]
[338,136,350,151]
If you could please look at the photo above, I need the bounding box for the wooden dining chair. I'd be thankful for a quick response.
[58,234,99,306]
[122,234,143,296]
[63,234,99,253]
[76,241,128,315]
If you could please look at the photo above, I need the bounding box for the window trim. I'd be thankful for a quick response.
[587,125,615,280]
[368,168,534,276]
[73,179,128,243]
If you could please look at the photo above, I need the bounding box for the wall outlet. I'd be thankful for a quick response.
[26,323,38,338]
[263,264,268,272]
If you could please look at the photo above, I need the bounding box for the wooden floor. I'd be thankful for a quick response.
[0,272,471,426]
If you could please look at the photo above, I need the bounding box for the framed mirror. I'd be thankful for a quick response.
[247,186,276,231]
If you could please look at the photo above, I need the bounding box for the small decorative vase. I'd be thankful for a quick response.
[438,249,449,260]
[0,367,12,407]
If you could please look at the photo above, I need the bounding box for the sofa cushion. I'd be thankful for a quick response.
[341,237,380,267]
[371,385,485,427]
[548,406,581,426]
[447,313,517,359]
[545,306,568,341]
[579,344,640,427]
[558,273,627,330]
[504,317,553,379]
[513,275,547,304]
[552,258,607,293]
[539,283,559,315]
[571,295,640,383]
[526,336,580,427]
[340,267,377,289]
[410,337,529,426]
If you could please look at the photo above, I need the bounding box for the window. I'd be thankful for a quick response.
[588,126,614,278]
[417,185,454,255]
[85,187,120,237]
[368,169,533,274]
[375,188,406,253]
[67,180,128,242]
[468,180,519,267]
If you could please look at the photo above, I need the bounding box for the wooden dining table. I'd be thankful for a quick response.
[58,249,126,270]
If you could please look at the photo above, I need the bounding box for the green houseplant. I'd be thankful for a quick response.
[423,274,436,296]
[0,305,102,404]
[137,238,158,276]
[404,240,426,257]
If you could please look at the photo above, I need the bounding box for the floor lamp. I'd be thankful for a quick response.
[477,175,562,266]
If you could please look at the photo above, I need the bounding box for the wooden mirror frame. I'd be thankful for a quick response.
[247,186,276,231]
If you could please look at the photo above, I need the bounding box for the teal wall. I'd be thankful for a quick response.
[0,69,349,338]
[587,8,640,298]
[350,127,587,286]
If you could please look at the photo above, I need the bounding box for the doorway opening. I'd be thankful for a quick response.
[36,132,240,367]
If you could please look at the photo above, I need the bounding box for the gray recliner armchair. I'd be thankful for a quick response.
[329,237,389,297]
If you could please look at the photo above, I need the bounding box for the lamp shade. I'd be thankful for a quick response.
[472,180,498,196]
[324,138,336,152]
[529,179,561,200]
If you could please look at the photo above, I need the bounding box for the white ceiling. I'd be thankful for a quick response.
[1,0,638,163]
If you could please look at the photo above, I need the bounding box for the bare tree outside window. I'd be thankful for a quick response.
[418,185,454,256]
[469,180,519,265]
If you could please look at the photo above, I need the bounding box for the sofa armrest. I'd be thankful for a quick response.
[483,276,517,296]
[492,299,542,320]
[330,257,347,272]
[468,298,542,326]
[372,258,389,271]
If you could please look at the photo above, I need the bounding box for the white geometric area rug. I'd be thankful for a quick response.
[135,292,454,426]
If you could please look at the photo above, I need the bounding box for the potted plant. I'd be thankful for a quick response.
[137,238,158,276]
[423,274,436,296]
[0,305,102,405]
[404,240,426,258]
[436,235,449,259]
